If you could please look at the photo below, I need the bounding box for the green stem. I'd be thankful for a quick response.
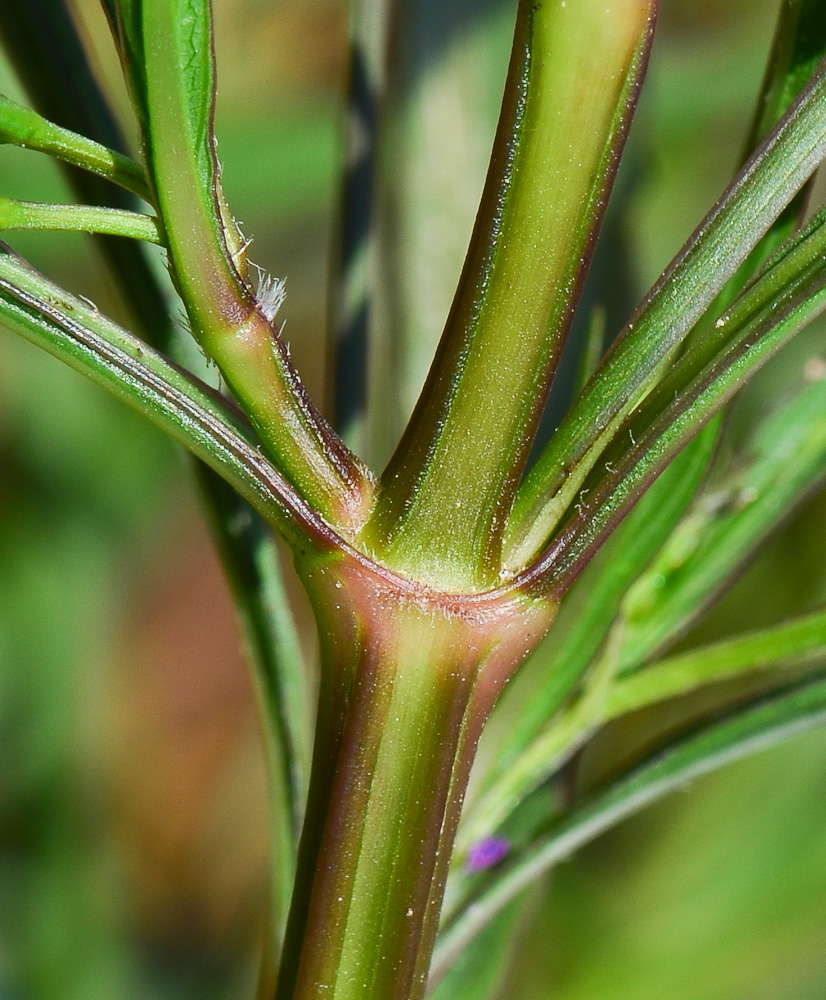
[362,0,657,590]
[274,552,554,1000]
[139,0,374,533]
[0,197,161,242]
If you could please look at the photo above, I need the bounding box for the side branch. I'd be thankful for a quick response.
[136,0,376,533]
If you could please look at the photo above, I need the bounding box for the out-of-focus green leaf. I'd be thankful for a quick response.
[619,372,826,671]
[607,605,826,717]
[361,0,514,467]
[326,0,391,457]
[201,469,312,950]
[434,671,826,972]
[747,0,826,152]
[427,898,525,1000]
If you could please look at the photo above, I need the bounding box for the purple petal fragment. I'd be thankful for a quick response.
[466,836,510,873]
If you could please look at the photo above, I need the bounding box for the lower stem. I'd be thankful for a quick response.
[273,551,554,1000]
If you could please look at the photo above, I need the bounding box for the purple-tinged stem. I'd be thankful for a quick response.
[274,551,555,1000]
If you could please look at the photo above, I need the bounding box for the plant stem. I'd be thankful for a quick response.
[273,551,554,1000]
[139,0,374,532]
[362,0,657,590]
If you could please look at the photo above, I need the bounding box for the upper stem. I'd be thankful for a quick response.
[361,0,657,591]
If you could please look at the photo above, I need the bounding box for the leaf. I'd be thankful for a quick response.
[433,671,826,974]
[607,605,826,717]
[0,197,161,242]
[618,373,826,671]
[0,0,173,346]
[427,897,526,1000]
[508,56,826,568]
[326,0,391,456]
[747,0,826,153]
[102,0,149,131]
[0,95,149,200]
[532,201,826,592]
[199,468,312,949]
[0,245,335,552]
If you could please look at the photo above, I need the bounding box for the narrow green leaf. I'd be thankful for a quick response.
[199,470,312,950]
[102,0,149,133]
[489,0,826,716]
[0,0,174,347]
[618,373,826,671]
[137,0,374,531]
[574,306,608,397]
[678,0,826,354]
[747,0,826,154]
[0,95,149,200]
[0,245,335,552]
[326,0,391,457]
[0,196,161,243]
[363,0,658,591]
[508,56,826,568]
[607,606,826,717]
[427,897,526,1000]
[434,672,826,974]
[532,202,826,592]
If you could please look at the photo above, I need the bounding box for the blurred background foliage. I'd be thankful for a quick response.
[1,1,826,998]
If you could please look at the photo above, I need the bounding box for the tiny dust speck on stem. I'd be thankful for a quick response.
[2,0,826,999]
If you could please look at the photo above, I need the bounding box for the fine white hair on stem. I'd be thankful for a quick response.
[252,262,287,323]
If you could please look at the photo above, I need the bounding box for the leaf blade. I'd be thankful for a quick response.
[508,55,826,568]
[0,245,333,550]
